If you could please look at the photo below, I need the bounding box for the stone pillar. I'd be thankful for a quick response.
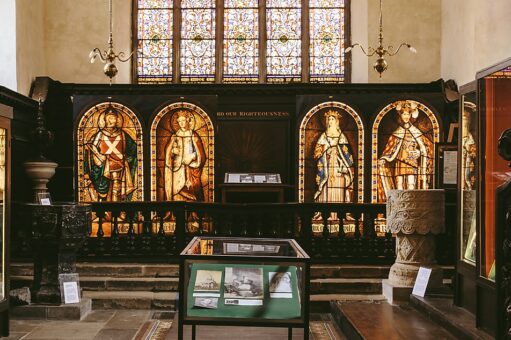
[382,190,445,304]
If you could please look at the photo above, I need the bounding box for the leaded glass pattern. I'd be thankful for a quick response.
[223,0,259,82]
[180,0,216,82]
[77,102,144,203]
[150,102,214,203]
[137,0,173,83]
[309,0,346,82]
[298,101,364,204]
[371,100,439,203]
[266,0,302,82]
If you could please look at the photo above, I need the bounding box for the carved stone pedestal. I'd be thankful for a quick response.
[26,203,91,304]
[383,190,445,304]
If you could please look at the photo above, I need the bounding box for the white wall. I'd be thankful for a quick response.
[0,0,17,91]
[16,0,46,96]
[441,0,511,86]
[350,0,369,83]
[44,0,132,84]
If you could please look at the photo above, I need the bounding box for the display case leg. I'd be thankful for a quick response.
[192,324,196,340]
[288,327,292,340]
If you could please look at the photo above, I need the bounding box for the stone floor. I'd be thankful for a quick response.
[0,311,346,340]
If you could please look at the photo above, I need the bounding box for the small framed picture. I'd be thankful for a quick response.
[436,143,458,189]
[37,192,52,205]
[59,273,81,304]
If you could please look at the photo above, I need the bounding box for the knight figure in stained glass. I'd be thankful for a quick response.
[84,106,138,202]
[378,100,433,201]
[164,110,206,201]
[314,110,354,203]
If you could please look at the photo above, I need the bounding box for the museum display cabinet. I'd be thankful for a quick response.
[0,102,12,336]
[178,237,310,340]
[475,57,511,338]
[455,81,478,315]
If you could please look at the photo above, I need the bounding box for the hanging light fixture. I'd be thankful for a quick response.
[345,0,417,77]
[89,0,133,84]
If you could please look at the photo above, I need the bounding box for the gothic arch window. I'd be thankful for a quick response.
[371,100,440,203]
[150,102,214,202]
[298,101,364,203]
[134,0,349,83]
[77,102,144,202]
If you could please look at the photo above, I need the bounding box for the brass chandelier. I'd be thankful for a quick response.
[345,0,417,77]
[89,0,132,84]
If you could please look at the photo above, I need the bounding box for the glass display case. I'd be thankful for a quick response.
[0,112,11,336]
[455,82,478,315]
[474,57,511,337]
[178,237,310,340]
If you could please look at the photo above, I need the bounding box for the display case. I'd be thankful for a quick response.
[0,108,12,336]
[455,81,478,314]
[178,237,310,340]
[475,57,511,337]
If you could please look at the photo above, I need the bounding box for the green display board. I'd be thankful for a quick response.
[186,263,302,319]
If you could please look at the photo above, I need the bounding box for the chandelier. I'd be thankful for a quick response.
[345,0,417,77]
[89,0,132,84]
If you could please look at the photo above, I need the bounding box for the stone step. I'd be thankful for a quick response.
[11,276,179,292]
[82,291,177,310]
[11,262,454,279]
[311,278,383,294]
[82,290,385,311]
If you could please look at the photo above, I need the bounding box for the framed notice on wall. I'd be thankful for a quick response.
[436,143,458,188]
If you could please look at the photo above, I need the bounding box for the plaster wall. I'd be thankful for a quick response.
[0,0,17,91]
[350,0,369,83]
[441,0,511,86]
[44,0,132,84]
[366,0,442,83]
[16,0,46,96]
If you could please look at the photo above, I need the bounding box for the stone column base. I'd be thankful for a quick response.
[11,298,92,320]
[388,263,443,288]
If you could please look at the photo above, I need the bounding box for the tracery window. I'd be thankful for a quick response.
[134,0,349,83]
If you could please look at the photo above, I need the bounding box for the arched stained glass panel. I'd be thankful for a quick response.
[137,0,173,83]
[77,102,144,203]
[223,0,259,82]
[150,102,215,203]
[309,0,346,82]
[180,0,216,83]
[266,0,302,82]
[371,100,440,203]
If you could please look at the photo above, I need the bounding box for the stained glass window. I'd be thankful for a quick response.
[298,101,364,204]
[180,0,216,83]
[150,102,214,203]
[77,102,144,203]
[266,0,301,82]
[309,0,346,82]
[223,0,259,82]
[371,100,440,203]
[134,0,349,83]
[137,0,173,83]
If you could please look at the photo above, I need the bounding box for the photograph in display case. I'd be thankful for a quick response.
[224,267,263,299]
[269,272,293,298]
[223,242,280,255]
[193,270,222,293]
[194,297,219,309]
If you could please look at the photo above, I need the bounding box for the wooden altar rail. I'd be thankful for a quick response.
[12,202,401,263]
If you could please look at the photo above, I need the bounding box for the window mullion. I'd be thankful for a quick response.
[302,0,310,83]
[173,0,181,83]
[215,0,223,83]
[259,0,267,83]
